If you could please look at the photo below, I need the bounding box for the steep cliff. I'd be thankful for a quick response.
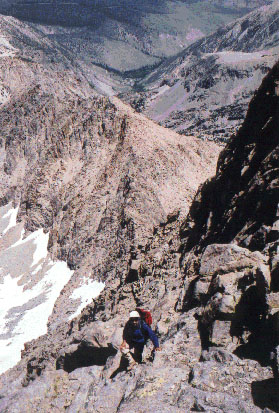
[176,59,279,410]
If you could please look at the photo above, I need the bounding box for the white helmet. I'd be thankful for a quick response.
[129,311,140,318]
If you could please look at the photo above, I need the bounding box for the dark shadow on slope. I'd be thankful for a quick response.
[234,332,274,367]
[231,285,272,366]
[181,276,210,313]
[109,356,129,379]
[56,345,117,373]
[197,317,211,351]
[232,314,273,367]
[252,378,279,412]
[109,349,155,379]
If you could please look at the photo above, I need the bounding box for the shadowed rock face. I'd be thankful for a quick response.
[176,61,279,400]
[180,60,279,254]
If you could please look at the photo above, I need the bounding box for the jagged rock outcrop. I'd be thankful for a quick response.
[180,59,279,253]
[174,59,279,411]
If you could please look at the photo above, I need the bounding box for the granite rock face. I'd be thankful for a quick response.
[176,60,279,411]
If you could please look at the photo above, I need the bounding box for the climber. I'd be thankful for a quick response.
[120,310,161,370]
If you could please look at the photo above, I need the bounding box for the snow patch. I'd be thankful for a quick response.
[32,229,49,267]
[32,263,43,275]
[0,207,75,374]
[2,205,19,235]
[69,277,105,320]
[210,50,270,65]
[0,83,10,105]
[0,261,73,374]
[9,228,49,268]
[9,228,25,248]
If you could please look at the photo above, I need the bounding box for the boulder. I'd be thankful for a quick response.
[197,244,270,347]
[271,254,279,290]
[200,244,269,277]
[200,347,238,364]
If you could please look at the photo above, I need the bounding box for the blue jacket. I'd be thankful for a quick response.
[123,320,159,349]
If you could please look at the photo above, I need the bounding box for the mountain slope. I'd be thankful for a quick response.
[126,2,279,141]
[0,14,96,104]
[0,33,279,413]
[0,91,219,373]
[0,0,271,72]
[0,4,278,413]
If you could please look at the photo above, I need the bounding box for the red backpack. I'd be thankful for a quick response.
[136,308,152,326]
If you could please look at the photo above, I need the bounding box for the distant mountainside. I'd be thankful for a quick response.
[0,0,269,26]
[0,14,98,108]
[124,2,279,141]
[0,13,134,97]
[0,0,271,72]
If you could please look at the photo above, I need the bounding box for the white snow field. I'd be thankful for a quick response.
[0,261,73,374]
[69,277,105,320]
[0,203,105,374]
[2,205,18,235]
